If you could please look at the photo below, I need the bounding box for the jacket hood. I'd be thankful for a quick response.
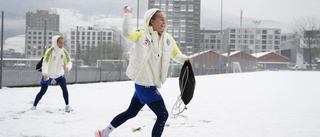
[52,35,62,51]
[143,8,167,39]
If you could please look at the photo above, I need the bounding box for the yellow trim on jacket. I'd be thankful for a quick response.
[128,30,182,58]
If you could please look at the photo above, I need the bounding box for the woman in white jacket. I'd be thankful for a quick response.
[95,7,191,137]
[31,36,73,112]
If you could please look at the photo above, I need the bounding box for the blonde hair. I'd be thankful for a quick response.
[149,10,162,26]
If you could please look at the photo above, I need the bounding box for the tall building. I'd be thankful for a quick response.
[69,25,118,58]
[148,0,201,55]
[223,27,281,54]
[25,10,62,58]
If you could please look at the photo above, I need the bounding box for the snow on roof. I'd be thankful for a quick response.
[222,51,241,57]
[251,51,290,60]
[251,52,271,58]
[188,49,218,58]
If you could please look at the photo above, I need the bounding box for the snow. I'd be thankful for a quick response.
[1,71,320,137]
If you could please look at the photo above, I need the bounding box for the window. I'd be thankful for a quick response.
[181,5,186,11]
[262,35,267,39]
[188,5,193,11]
[262,30,267,34]
[155,0,160,5]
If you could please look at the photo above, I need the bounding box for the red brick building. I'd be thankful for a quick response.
[253,52,290,70]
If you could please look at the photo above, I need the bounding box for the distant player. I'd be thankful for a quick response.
[31,36,73,112]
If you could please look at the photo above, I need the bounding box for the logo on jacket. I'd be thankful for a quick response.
[53,56,56,60]
[166,39,170,46]
[144,39,148,45]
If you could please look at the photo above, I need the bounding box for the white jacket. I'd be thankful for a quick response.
[123,8,187,88]
[42,35,72,79]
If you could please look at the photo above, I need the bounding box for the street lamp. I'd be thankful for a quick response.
[137,0,139,30]
[219,0,223,73]
[253,20,261,70]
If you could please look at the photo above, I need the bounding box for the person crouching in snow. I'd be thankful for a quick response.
[94,6,192,137]
[31,36,73,112]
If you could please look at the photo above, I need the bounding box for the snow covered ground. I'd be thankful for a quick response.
[1,71,320,137]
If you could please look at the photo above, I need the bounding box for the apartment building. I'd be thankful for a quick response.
[148,0,201,55]
[223,27,281,54]
[199,29,222,53]
[69,25,117,58]
[25,10,62,58]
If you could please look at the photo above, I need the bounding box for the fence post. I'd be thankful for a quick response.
[0,11,4,89]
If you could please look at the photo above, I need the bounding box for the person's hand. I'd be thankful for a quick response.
[66,68,69,76]
[186,58,192,64]
[44,74,49,81]
[124,6,133,13]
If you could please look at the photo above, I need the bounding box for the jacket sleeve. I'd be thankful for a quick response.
[42,49,51,76]
[122,13,144,43]
[170,35,188,64]
[64,49,72,71]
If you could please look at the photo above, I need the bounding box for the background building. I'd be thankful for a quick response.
[148,0,201,55]
[25,10,62,58]
[280,33,303,67]
[69,25,117,58]
[199,29,222,53]
[223,27,281,55]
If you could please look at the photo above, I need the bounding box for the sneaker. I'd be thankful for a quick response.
[31,106,37,110]
[94,129,109,137]
[65,105,73,112]
[94,129,102,137]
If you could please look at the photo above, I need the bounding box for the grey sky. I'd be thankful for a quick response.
[1,0,319,33]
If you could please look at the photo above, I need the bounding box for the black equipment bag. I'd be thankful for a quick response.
[36,57,44,72]
[179,60,196,105]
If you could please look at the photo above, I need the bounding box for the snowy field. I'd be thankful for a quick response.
[1,71,320,137]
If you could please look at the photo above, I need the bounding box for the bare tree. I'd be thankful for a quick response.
[290,16,320,69]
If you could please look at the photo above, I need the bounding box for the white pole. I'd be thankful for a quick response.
[253,20,261,70]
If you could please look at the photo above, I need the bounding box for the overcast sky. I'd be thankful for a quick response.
[1,0,319,33]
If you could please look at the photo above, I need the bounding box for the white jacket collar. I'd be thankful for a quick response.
[52,35,63,52]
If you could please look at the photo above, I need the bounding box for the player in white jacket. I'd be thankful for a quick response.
[95,7,191,137]
[31,36,73,112]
